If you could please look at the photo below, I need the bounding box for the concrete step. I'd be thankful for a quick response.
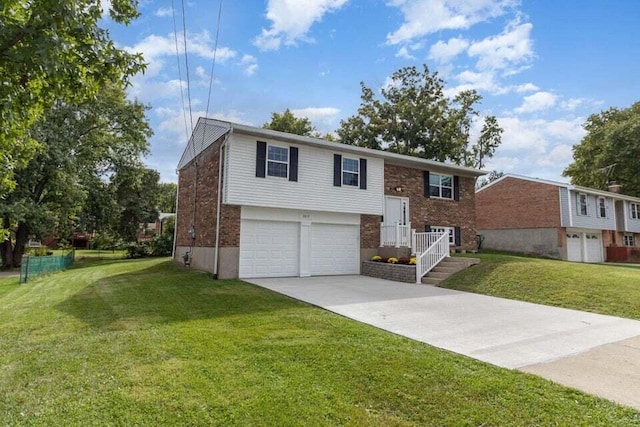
[427,271,450,279]
[431,266,458,273]
[421,276,444,285]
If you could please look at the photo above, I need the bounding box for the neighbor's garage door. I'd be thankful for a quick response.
[239,220,299,278]
[566,231,603,263]
[585,233,603,263]
[311,223,359,275]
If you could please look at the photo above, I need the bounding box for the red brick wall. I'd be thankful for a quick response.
[176,136,240,248]
[384,164,478,250]
[476,177,561,230]
[361,214,381,249]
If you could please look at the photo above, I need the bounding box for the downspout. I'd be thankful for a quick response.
[213,131,231,279]
[171,171,180,260]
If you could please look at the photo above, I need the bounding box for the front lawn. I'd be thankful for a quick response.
[444,252,640,320]
[0,258,638,425]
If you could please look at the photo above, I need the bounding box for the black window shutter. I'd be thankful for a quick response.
[289,147,298,182]
[423,171,430,198]
[256,141,267,178]
[455,226,461,246]
[333,154,342,187]
[359,158,367,190]
[425,224,431,232]
[453,175,460,201]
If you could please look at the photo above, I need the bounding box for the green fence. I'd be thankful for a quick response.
[20,250,75,284]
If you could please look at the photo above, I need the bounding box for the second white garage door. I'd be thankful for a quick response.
[311,223,360,275]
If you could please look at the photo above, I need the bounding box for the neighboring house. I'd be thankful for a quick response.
[476,174,640,263]
[139,212,175,241]
[174,118,484,279]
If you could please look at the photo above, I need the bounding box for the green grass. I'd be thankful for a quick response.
[0,258,638,425]
[444,252,640,320]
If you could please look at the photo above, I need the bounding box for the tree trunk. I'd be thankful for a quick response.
[12,222,29,268]
[0,216,12,270]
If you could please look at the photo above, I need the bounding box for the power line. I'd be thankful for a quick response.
[180,0,194,138]
[204,0,224,119]
[170,0,190,144]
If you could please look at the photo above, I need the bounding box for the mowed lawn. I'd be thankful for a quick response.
[0,258,639,425]
[444,252,640,320]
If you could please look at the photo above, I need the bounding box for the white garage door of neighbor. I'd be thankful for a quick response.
[239,220,299,278]
[566,232,582,262]
[311,223,359,275]
[585,233,603,263]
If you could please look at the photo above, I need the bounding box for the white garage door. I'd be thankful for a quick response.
[585,233,603,263]
[566,232,582,262]
[311,223,359,275]
[239,220,299,278]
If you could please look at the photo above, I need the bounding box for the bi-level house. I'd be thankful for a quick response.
[476,174,640,263]
[173,118,484,279]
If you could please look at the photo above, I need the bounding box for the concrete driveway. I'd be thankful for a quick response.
[247,275,640,409]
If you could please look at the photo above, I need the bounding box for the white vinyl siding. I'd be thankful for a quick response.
[567,191,615,231]
[226,134,383,215]
[626,201,640,232]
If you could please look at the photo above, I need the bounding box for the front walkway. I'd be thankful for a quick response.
[247,275,640,409]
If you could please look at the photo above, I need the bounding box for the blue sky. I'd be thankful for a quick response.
[101,0,640,183]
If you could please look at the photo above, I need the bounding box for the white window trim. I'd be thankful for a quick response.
[431,226,455,246]
[623,234,635,247]
[341,156,359,187]
[577,192,588,216]
[266,144,289,179]
[597,196,607,218]
[430,173,454,200]
[630,203,640,220]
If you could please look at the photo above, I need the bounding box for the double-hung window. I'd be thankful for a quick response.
[431,226,455,245]
[342,157,359,187]
[630,203,640,220]
[624,234,636,247]
[429,173,453,199]
[597,197,607,218]
[577,193,588,216]
[267,145,289,178]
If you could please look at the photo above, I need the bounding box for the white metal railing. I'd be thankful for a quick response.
[411,231,449,255]
[380,222,412,248]
[415,231,449,283]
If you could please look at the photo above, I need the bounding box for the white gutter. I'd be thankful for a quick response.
[171,172,180,259]
[213,131,231,278]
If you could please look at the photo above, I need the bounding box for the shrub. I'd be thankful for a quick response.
[150,233,173,257]
[398,257,410,265]
[371,255,382,262]
[27,247,52,257]
[387,257,398,264]
[125,243,150,259]
[409,257,417,265]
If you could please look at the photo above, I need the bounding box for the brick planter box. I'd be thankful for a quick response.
[361,261,416,283]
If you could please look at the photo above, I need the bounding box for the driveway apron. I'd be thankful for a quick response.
[247,275,640,409]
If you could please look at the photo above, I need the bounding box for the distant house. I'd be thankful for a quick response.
[173,118,484,280]
[138,212,175,241]
[476,174,640,263]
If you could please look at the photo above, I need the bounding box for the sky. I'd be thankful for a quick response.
[101,0,640,183]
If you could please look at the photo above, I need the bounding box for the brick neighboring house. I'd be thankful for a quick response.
[174,118,485,279]
[476,174,640,263]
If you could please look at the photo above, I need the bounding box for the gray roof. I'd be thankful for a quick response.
[177,117,487,177]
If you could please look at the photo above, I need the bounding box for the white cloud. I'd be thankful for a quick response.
[514,91,557,113]
[129,79,186,101]
[446,70,509,96]
[515,82,539,93]
[291,107,341,124]
[467,19,534,72]
[245,63,259,76]
[396,46,416,60]
[124,31,237,78]
[253,0,349,51]
[386,0,514,45]
[239,54,259,76]
[428,37,469,63]
[156,107,251,138]
[560,98,584,111]
[155,7,172,17]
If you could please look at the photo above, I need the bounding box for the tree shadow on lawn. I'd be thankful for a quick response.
[56,260,299,330]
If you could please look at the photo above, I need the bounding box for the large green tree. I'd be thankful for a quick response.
[564,102,640,197]
[111,165,160,242]
[337,65,503,168]
[263,109,317,136]
[0,83,152,269]
[0,0,145,199]
[157,183,178,213]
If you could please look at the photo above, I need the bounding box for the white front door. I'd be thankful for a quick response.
[384,196,409,225]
